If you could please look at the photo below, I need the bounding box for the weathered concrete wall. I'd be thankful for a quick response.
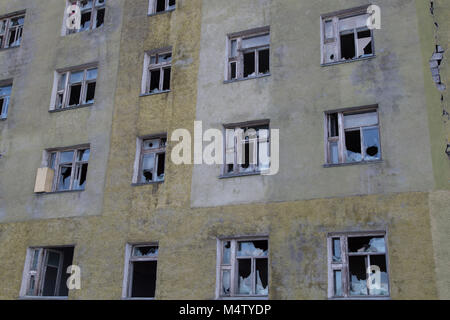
[0,0,124,222]
[191,0,435,208]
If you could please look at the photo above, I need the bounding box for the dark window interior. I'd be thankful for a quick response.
[85,82,96,103]
[255,259,268,290]
[349,256,368,295]
[329,113,339,137]
[345,130,361,154]
[163,68,171,91]
[42,247,74,297]
[340,32,356,60]
[358,30,373,55]
[69,84,82,106]
[157,153,165,178]
[258,49,270,74]
[243,52,255,78]
[156,0,166,12]
[96,8,105,28]
[80,12,91,30]
[131,261,157,298]
[150,70,161,92]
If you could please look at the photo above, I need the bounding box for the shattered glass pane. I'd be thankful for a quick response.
[156,153,165,181]
[95,0,105,6]
[357,29,373,57]
[85,82,96,104]
[96,8,105,28]
[340,31,355,60]
[255,259,268,295]
[149,69,161,93]
[78,149,90,161]
[80,0,93,10]
[80,12,91,31]
[237,241,268,257]
[73,163,88,190]
[334,270,343,296]
[258,49,270,74]
[243,51,255,78]
[156,0,166,12]
[133,246,158,257]
[349,256,368,296]
[222,270,231,295]
[163,68,171,91]
[143,139,161,150]
[69,84,82,106]
[0,20,6,34]
[332,238,341,262]
[58,166,72,190]
[363,127,381,160]
[10,17,24,27]
[222,241,231,265]
[60,151,74,163]
[369,255,389,296]
[345,130,362,162]
[168,0,176,9]
[141,153,155,183]
[348,237,385,253]
[237,259,252,295]
[7,29,16,47]
[159,53,172,63]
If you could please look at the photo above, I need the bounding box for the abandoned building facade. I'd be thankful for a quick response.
[0,0,449,300]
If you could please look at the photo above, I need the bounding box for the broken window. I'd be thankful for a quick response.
[65,0,106,34]
[46,146,90,192]
[0,84,12,119]
[149,0,176,14]
[328,232,390,298]
[53,67,98,110]
[218,238,269,298]
[224,121,270,176]
[137,136,166,183]
[325,107,381,164]
[0,13,25,49]
[321,7,374,64]
[143,51,172,94]
[125,244,158,298]
[21,246,74,297]
[227,28,270,80]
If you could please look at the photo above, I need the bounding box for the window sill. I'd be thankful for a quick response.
[35,189,85,195]
[148,8,175,17]
[121,297,156,300]
[0,117,7,121]
[217,296,269,300]
[131,181,164,187]
[329,296,391,300]
[321,55,376,67]
[63,25,104,37]
[139,90,171,97]
[219,172,261,179]
[18,296,69,300]
[323,159,383,168]
[0,45,20,52]
[49,103,94,113]
[224,73,271,84]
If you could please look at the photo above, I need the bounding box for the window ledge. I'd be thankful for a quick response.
[323,160,383,168]
[219,172,261,179]
[36,189,85,195]
[139,90,171,97]
[121,297,156,300]
[217,296,269,300]
[18,296,69,300]
[321,55,376,67]
[148,9,175,17]
[329,297,391,300]
[63,25,104,38]
[0,117,7,121]
[49,103,94,113]
[224,74,271,84]
[131,181,164,187]
[0,45,20,52]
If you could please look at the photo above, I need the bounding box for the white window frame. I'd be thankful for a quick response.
[320,6,375,65]
[327,231,391,299]
[0,83,12,119]
[216,237,269,299]
[227,26,270,81]
[141,49,172,95]
[51,65,98,110]
[148,0,176,15]
[122,243,159,300]
[46,145,90,192]
[222,120,270,177]
[64,0,106,35]
[324,106,381,165]
[132,135,167,184]
[0,13,25,49]
[20,246,73,298]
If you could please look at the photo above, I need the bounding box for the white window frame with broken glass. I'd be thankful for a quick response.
[0,83,12,119]
[133,136,167,184]
[20,246,74,299]
[227,27,270,81]
[216,238,269,299]
[223,121,270,177]
[142,50,172,95]
[51,67,98,110]
[148,0,176,15]
[321,6,375,65]
[327,232,390,299]
[122,244,158,300]
[0,13,25,49]
[46,146,90,192]
[64,0,106,35]
[325,107,381,165]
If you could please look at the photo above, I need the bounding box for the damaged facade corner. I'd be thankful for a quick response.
[0,0,449,301]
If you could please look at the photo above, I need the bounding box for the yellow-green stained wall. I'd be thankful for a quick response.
[0,0,449,300]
